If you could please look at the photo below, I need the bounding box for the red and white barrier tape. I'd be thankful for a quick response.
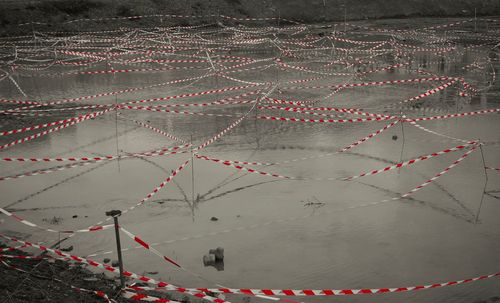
[485,167,500,172]
[0,207,113,234]
[5,222,496,298]
[406,108,500,122]
[0,109,112,150]
[122,290,180,303]
[0,245,27,252]
[254,121,400,166]
[283,76,455,90]
[339,120,400,153]
[120,227,181,268]
[142,91,260,108]
[357,62,409,77]
[0,111,111,136]
[0,254,45,260]
[257,115,395,124]
[44,66,209,77]
[1,144,189,163]
[89,143,480,259]
[0,234,229,303]
[344,142,476,181]
[0,98,41,105]
[397,80,458,105]
[401,146,478,196]
[122,84,262,106]
[193,85,276,152]
[119,105,237,117]
[119,115,188,144]
[96,159,191,225]
[196,154,322,180]
[262,97,311,106]
[409,121,471,143]
[0,160,101,181]
[258,105,394,119]
[1,74,211,110]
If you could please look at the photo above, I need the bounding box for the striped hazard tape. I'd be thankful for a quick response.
[257,115,396,124]
[1,143,190,162]
[137,91,260,108]
[0,73,211,110]
[343,142,476,181]
[339,120,400,152]
[122,290,181,303]
[0,109,112,150]
[120,227,181,268]
[0,234,230,303]
[397,80,458,105]
[0,160,102,181]
[89,144,479,260]
[0,254,45,260]
[44,66,210,77]
[405,108,500,122]
[4,217,497,298]
[196,154,331,181]
[400,146,478,196]
[258,105,395,119]
[92,159,191,226]
[485,167,500,172]
[122,84,262,106]
[282,76,456,90]
[0,207,113,234]
[0,111,114,136]
[119,105,239,117]
[118,115,188,144]
[409,121,471,143]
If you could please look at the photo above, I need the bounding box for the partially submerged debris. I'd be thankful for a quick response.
[203,247,224,271]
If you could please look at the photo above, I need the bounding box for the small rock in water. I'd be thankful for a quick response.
[209,247,224,261]
[103,258,111,264]
[61,245,73,252]
[204,247,225,271]
[203,254,216,265]
[392,135,398,141]
[72,215,78,218]
[210,217,218,221]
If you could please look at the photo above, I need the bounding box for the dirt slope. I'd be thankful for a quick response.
[0,0,499,35]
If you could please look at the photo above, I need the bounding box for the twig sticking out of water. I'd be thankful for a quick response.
[398,118,406,174]
[475,142,488,224]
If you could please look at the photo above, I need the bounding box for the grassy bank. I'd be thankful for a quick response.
[0,0,499,35]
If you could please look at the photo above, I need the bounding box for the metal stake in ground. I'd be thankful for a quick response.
[106,210,125,290]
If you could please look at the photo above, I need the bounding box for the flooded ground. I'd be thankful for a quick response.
[1,17,500,303]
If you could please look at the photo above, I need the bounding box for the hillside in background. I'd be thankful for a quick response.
[0,0,500,34]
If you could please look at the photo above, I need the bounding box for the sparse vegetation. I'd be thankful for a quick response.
[0,0,499,35]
